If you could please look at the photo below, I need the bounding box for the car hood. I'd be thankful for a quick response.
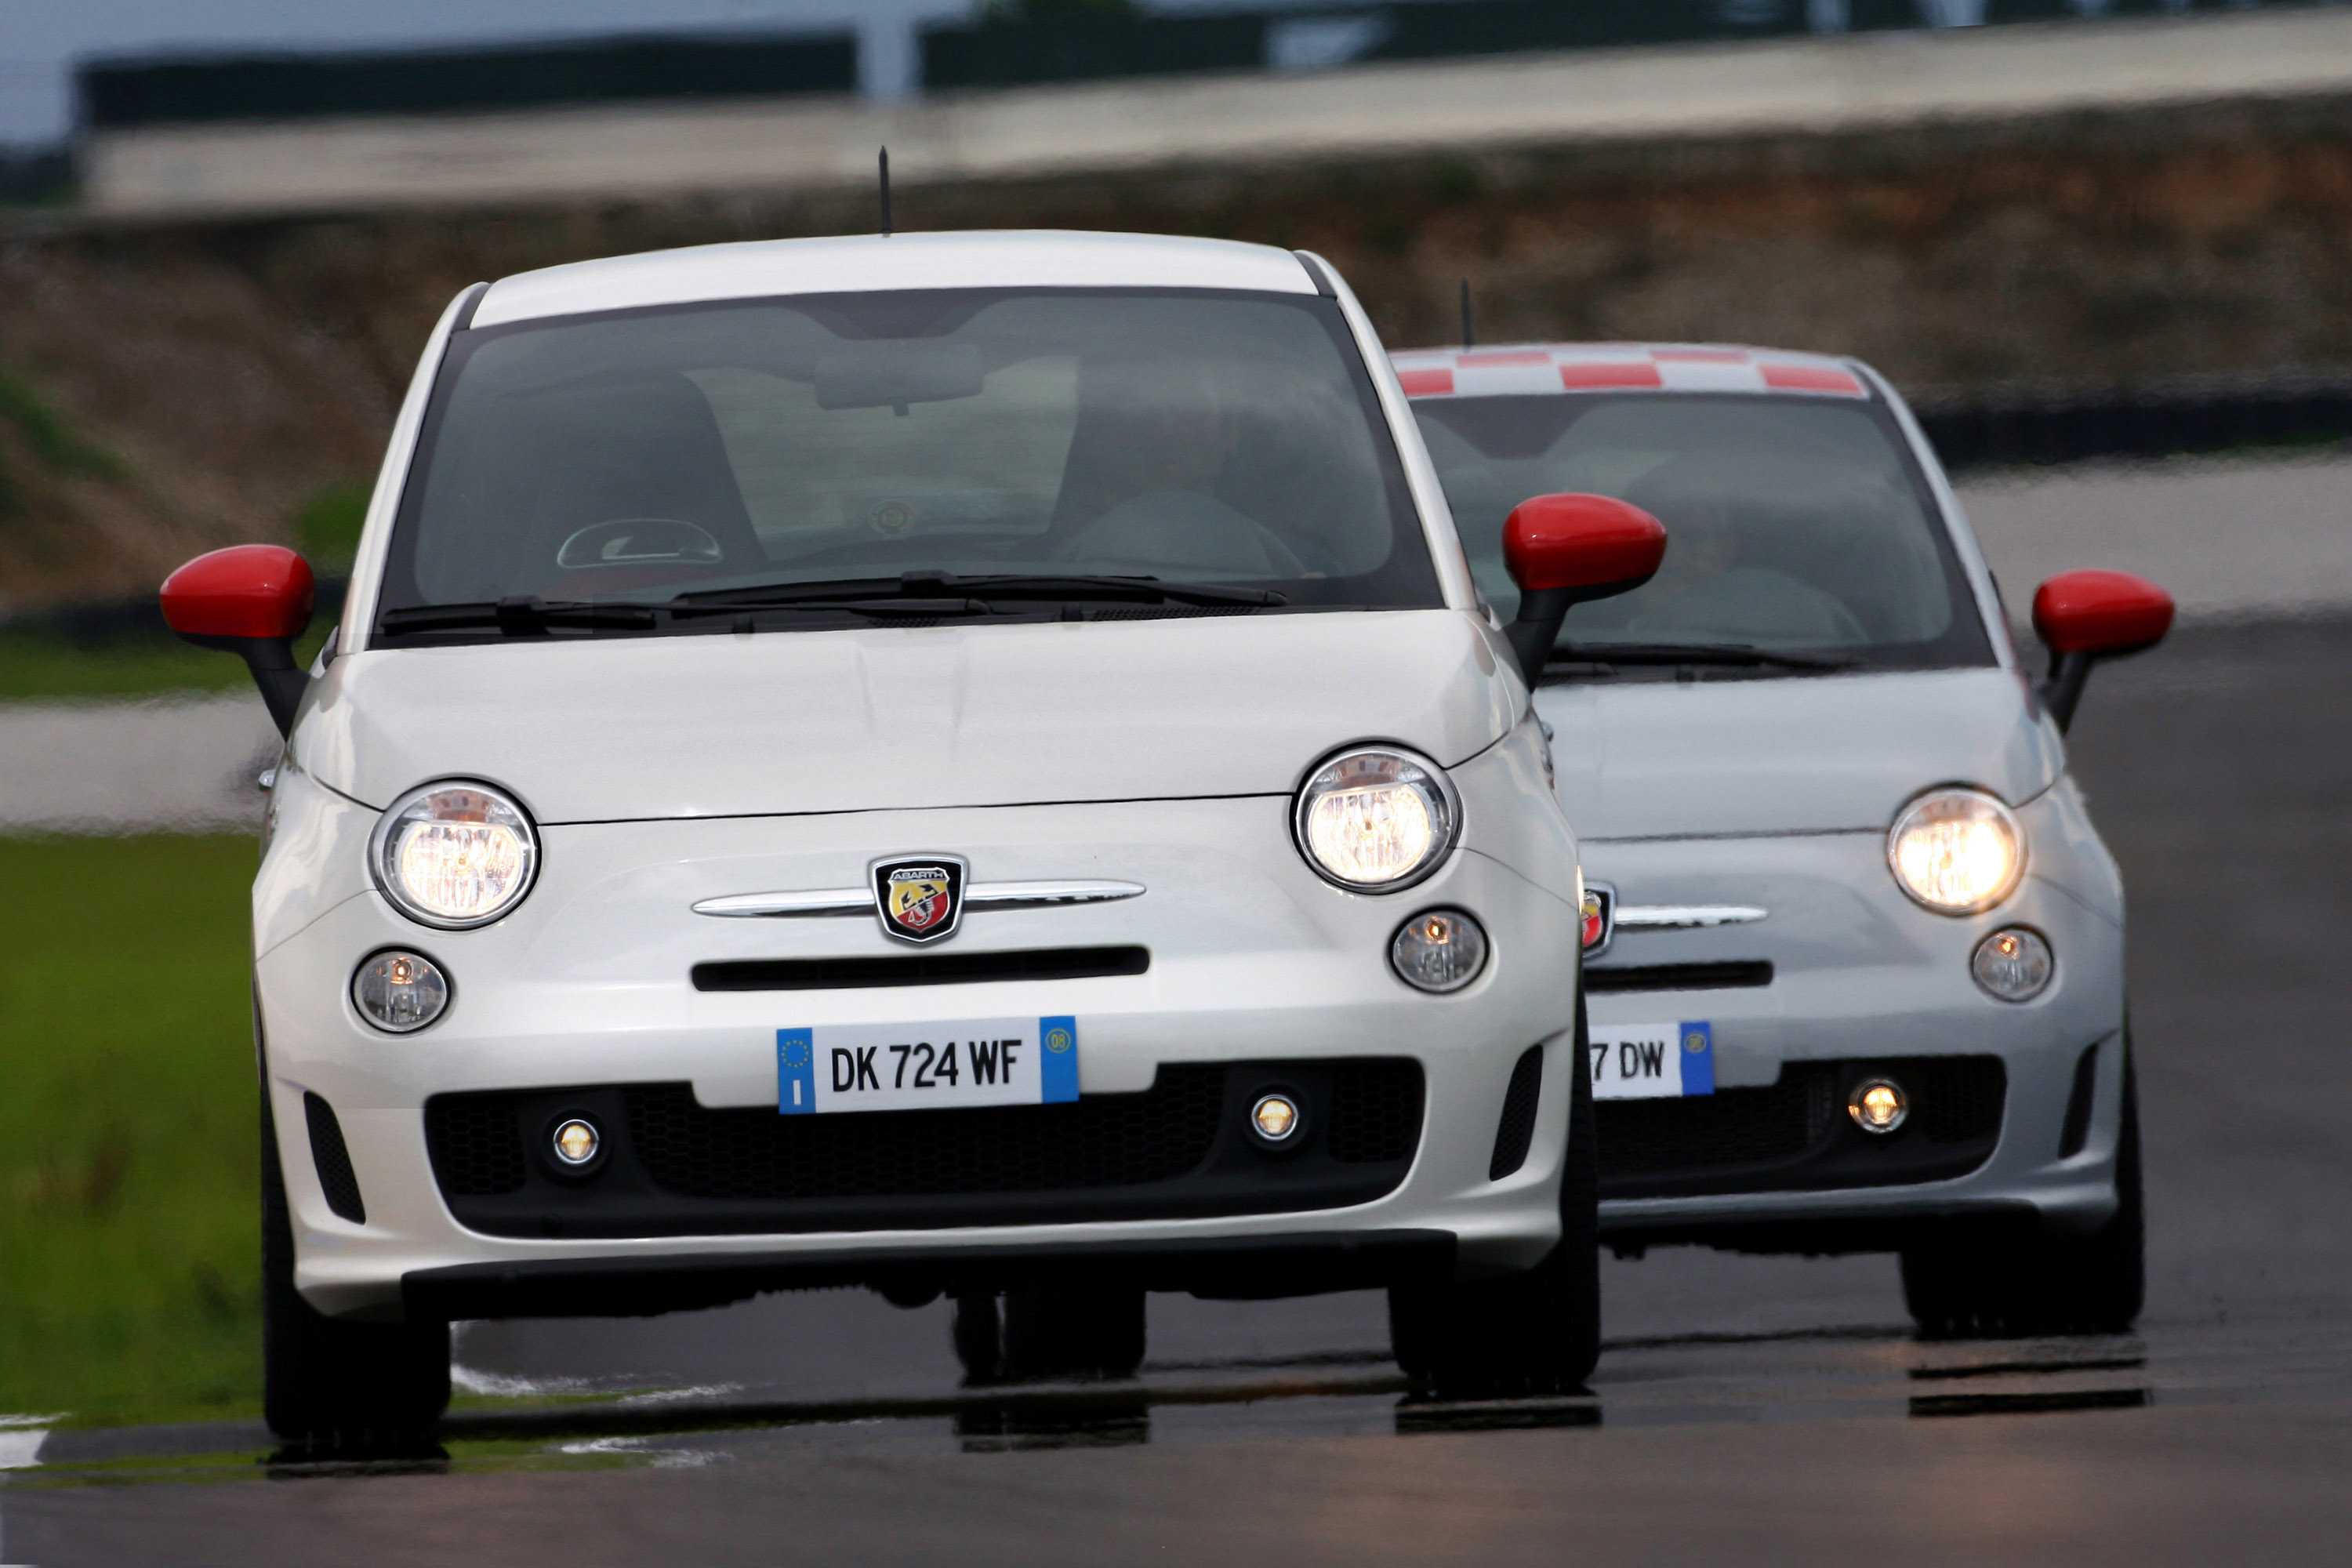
[298,610,1519,823]
[1534,666,2063,840]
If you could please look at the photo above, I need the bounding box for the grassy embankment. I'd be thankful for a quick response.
[0,477,369,1424]
[0,835,264,1425]
[0,481,360,701]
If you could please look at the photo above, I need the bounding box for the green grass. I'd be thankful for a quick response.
[0,625,332,702]
[0,835,264,1425]
[0,630,252,701]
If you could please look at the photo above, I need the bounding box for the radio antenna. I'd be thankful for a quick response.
[1459,278,1474,349]
[879,147,893,236]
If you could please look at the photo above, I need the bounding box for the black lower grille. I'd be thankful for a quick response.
[304,1091,366,1224]
[1598,1056,2005,1201]
[1600,1069,1835,1176]
[427,1095,530,1197]
[1487,1046,1544,1180]
[1327,1058,1425,1164]
[1912,1056,2011,1145]
[623,1069,1225,1201]
[424,1058,1425,1239]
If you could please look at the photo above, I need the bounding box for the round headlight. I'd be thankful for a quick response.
[1886,787,2024,914]
[370,780,539,929]
[1294,746,1459,891]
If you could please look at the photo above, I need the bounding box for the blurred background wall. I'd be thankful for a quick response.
[3,1,2352,608]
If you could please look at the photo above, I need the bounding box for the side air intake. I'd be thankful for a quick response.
[1489,1045,1544,1180]
[304,1091,366,1224]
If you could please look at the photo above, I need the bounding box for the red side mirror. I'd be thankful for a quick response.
[159,545,317,735]
[161,544,315,642]
[1503,493,1668,597]
[2029,569,2173,734]
[1497,494,1668,682]
[2031,569,2174,659]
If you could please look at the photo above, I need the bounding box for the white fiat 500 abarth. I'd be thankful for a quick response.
[163,233,1661,1444]
[1392,340,2173,1338]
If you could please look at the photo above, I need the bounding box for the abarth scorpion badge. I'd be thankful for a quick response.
[871,854,967,945]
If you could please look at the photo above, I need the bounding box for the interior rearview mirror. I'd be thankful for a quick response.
[815,343,985,412]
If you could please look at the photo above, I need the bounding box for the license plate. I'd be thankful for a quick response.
[777,1016,1077,1115]
[1589,1020,1715,1099]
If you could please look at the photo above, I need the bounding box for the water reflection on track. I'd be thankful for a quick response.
[14,1321,2206,1486]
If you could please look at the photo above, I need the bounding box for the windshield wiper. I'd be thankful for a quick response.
[1548,641,1858,672]
[379,598,659,637]
[671,571,1285,614]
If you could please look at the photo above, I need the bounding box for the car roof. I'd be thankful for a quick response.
[473,230,1320,328]
[1387,342,1873,401]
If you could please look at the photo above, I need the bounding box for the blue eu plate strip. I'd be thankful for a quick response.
[1040,1015,1079,1103]
[778,1027,815,1114]
[1678,1021,1715,1096]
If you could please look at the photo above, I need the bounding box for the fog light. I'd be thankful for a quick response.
[550,1117,601,1168]
[1250,1093,1301,1144]
[1390,909,1489,993]
[1973,926,2053,1002]
[1849,1078,1908,1134]
[351,949,448,1033]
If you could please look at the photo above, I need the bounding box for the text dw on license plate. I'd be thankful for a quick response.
[1589,1020,1714,1100]
[777,1015,1077,1114]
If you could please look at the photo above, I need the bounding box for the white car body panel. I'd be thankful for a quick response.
[1545,667,2063,840]
[296,610,1517,822]
[260,231,1581,1319]
[1396,340,2137,1247]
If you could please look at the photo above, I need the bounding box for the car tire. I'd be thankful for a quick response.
[261,1094,450,1449]
[1004,1282,1146,1379]
[951,1290,1004,1384]
[1388,995,1603,1396]
[1901,1047,2146,1338]
[953,1283,1146,1381]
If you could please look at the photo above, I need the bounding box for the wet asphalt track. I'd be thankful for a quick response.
[9,614,2352,1566]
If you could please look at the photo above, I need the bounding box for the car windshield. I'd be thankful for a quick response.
[1412,394,1991,674]
[376,287,1437,638]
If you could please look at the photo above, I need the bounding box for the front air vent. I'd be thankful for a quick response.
[692,946,1150,992]
[1585,960,1773,993]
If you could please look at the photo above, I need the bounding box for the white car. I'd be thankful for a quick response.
[161,232,1661,1444]
[1391,340,2174,1337]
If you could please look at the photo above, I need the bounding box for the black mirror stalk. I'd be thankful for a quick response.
[1506,588,1576,685]
[175,631,308,736]
[2038,649,2094,734]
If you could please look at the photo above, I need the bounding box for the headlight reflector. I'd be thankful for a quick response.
[1972,926,2053,1002]
[1887,787,2023,913]
[1295,746,1457,891]
[351,949,449,1033]
[371,781,539,928]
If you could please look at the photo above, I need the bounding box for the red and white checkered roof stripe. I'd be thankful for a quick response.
[1388,343,1870,401]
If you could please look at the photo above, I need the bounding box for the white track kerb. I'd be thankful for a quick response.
[246,232,1597,1423]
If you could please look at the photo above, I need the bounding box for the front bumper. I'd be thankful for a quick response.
[1581,789,2131,1251]
[257,788,1584,1318]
